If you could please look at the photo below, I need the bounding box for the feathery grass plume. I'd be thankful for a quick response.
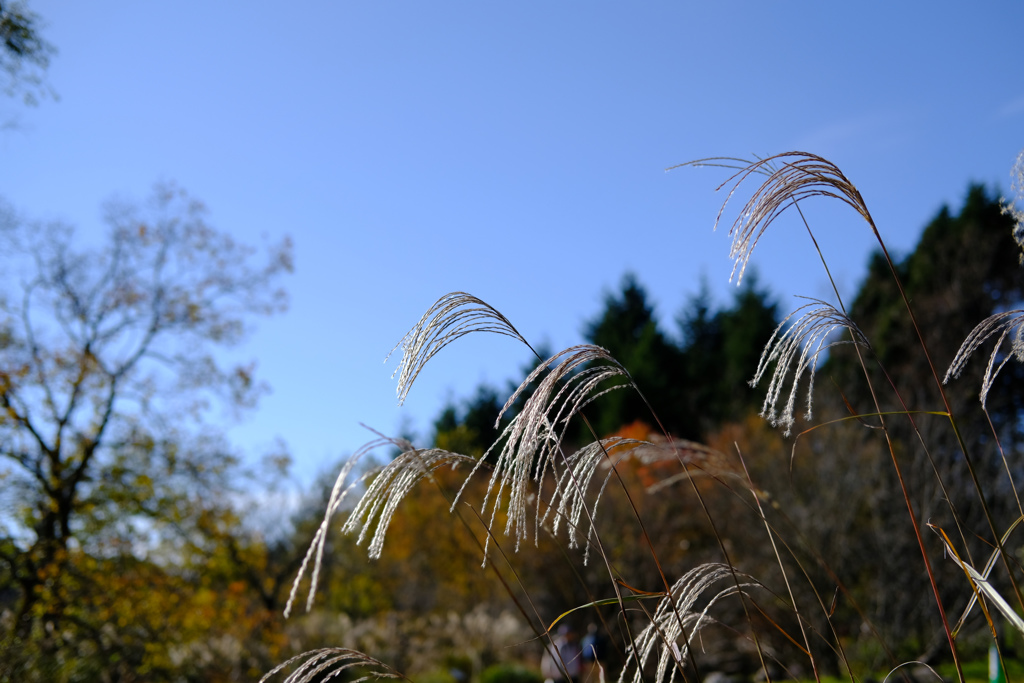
[542,437,741,563]
[677,152,873,284]
[495,345,630,549]
[260,647,409,683]
[285,435,394,617]
[752,298,868,436]
[542,437,647,563]
[1001,149,1024,263]
[944,309,1024,409]
[283,454,361,617]
[342,444,478,559]
[387,292,531,405]
[617,563,758,683]
[633,439,743,493]
[456,344,633,554]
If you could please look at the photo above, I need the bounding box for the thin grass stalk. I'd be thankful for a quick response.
[534,523,629,665]
[683,461,773,682]
[486,347,661,678]
[421,459,565,676]
[791,198,972,559]
[536,387,674,680]
[572,408,704,683]
[443,451,628,675]
[791,197,974,562]
[739,463,912,680]
[982,409,1024,518]
[702,431,912,678]
[735,448,822,682]
[672,417,911,678]
[538,441,771,682]
[943,412,1024,610]
[868,360,977,564]
[831,235,965,683]
[624,373,779,683]
[533,512,651,680]
[508,353,696,681]
[772,497,904,676]
[511,392,653,681]
[632,371,777,680]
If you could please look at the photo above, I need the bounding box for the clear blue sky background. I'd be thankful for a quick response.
[2,2,1022,483]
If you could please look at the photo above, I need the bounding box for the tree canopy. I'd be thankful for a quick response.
[0,1,53,104]
[0,185,293,679]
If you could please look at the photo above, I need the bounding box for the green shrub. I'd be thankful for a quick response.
[480,663,543,683]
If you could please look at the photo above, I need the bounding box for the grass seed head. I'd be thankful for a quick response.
[752,299,868,436]
[945,309,1024,409]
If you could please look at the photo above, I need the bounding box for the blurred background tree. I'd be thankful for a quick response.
[0,0,54,105]
[0,185,293,680]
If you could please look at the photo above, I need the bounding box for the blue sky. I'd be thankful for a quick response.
[2,2,1022,483]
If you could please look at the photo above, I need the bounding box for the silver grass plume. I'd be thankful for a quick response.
[617,563,758,683]
[284,442,376,618]
[454,345,633,556]
[342,445,477,559]
[1002,149,1024,263]
[678,153,873,285]
[387,292,530,406]
[542,437,647,564]
[631,439,744,493]
[541,438,742,563]
[944,309,1024,409]
[752,299,868,436]
[260,648,407,683]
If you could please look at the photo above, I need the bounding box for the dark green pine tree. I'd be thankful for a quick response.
[583,274,687,438]
[678,274,779,435]
[677,280,722,437]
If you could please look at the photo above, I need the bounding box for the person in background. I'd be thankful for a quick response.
[580,622,607,679]
[541,623,581,683]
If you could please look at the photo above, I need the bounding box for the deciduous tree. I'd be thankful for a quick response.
[0,184,292,678]
[0,0,53,104]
